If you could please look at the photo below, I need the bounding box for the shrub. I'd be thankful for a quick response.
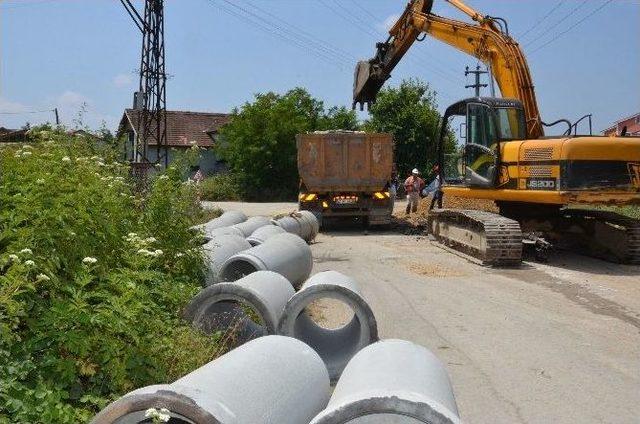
[0,127,222,422]
[200,173,244,201]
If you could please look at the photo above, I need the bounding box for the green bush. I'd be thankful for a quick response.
[200,173,244,201]
[216,88,358,201]
[0,127,222,422]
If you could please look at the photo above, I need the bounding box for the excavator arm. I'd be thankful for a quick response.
[353,0,543,139]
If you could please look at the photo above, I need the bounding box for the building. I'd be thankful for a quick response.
[0,127,28,143]
[117,110,231,175]
[603,112,640,137]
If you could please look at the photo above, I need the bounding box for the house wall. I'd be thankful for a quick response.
[144,146,225,177]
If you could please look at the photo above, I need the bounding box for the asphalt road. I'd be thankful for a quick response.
[205,201,640,424]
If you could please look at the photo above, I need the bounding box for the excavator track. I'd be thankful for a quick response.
[428,209,523,266]
[557,209,640,265]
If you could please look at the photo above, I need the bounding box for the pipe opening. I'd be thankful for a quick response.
[219,258,259,282]
[291,295,364,376]
[305,298,355,330]
[195,299,266,344]
[113,410,196,424]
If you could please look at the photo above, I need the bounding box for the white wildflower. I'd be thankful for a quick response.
[24,260,35,266]
[19,248,33,255]
[61,156,71,162]
[127,232,138,238]
[22,145,33,150]
[145,237,157,243]
[90,156,101,161]
[14,152,22,158]
[137,248,153,256]
[22,151,32,156]
[158,175,169,180]
[82,257,98,264]
[8,254,19,262]
[144,408,170,422]
[36,179,45,184]
[153,249,163,257]
[175,252,184,258]
[36,273,50,282]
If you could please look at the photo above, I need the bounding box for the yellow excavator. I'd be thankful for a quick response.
[354,0,640,265]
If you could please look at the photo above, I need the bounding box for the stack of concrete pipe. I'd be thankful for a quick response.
[92,336,460,423]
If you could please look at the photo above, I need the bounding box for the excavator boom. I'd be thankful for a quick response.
[353,0,543,139]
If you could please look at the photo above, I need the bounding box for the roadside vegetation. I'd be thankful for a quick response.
[201,80,451,202]
[0,127,222,422]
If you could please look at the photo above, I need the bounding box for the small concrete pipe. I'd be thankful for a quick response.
[185,270,295,339]
[219,233,312,287]
[278,271,378,382]
[91,335,331,424]
[246,224,286,246]
[203,235,251,286]
[273,211,320,243]
[310,339,461,424]
[297,210,320,241]
[230,215,273,237]
[205,225,245,240]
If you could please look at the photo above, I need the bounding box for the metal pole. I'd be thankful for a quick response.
[54,108,60,125]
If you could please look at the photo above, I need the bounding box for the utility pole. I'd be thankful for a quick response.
[54,108,59,125]
[120,0,168,175]
[465,65,488,97]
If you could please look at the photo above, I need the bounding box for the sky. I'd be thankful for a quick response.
[1,0,639,134]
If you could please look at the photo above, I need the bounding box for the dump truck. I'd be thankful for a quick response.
[296,131,394,227]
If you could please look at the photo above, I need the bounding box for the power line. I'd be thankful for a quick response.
[524,0,589,48]
[0,0,56,11]
[517,0,564,40]
[530,0,614,54]
[350,0,381,23]
[246,0,356,63]
[206,0,349,69]
[0,109,54,115]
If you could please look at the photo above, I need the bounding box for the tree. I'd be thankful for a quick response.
[216,88,357,200]
[363,78,452,178]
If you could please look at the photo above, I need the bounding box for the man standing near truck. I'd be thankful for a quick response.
[404,168,425,215]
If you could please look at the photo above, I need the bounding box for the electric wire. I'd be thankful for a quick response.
[524,0,589,48]
[246,0,356,63]
[0,109,55,115]
[517,0,564,41]
[529,0,614,54]
[205,0,349,69]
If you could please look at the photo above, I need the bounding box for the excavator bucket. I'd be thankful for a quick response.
[352,60,388,111]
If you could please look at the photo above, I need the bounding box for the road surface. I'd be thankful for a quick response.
[206,201,640,424]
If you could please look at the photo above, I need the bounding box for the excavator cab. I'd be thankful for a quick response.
[438,97,526,188]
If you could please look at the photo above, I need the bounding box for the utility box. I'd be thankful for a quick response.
[296,131,394,226]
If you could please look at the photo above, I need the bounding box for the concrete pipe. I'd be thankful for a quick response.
[219,233,312,287]
[278,271,378,382]
[230,216,273,238]
[297,210,320,241]
[205,225,245,240]
[185,271,295,340]
[204,210,247,230]
[273,211,320,243]
[310,339,461,424]
[203,235,251,286]
[91,335,331,424]
[246,224,286,246]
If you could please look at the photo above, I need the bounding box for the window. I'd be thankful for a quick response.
[496,107,526,140]
[467,103,496,147]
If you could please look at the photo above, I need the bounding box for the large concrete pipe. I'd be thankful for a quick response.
[203,235,251,286]
[310,339,461,424]
[219,233,312,287]
[272,211,320,243]
[230,215,272,238]
[185,271,295,340]
[91,336,331,424]
[278,271,378,382]
[246,224,286,246]
[206,225,245,239]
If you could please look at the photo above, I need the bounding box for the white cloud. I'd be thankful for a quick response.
[379,14,400,32]
[56,90,90,111]
[113,73,133,88]
[0,96,28,114]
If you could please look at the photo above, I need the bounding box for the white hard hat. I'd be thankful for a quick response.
[412,168,419,174]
